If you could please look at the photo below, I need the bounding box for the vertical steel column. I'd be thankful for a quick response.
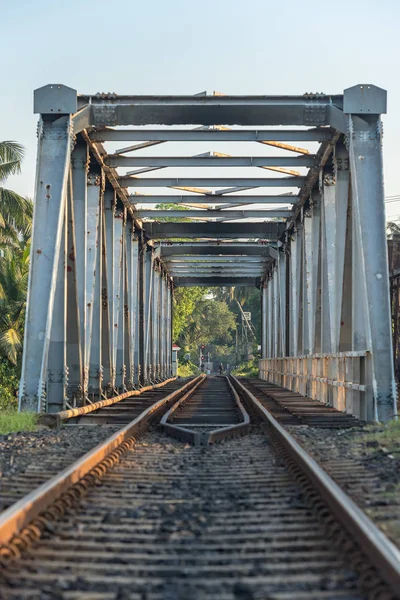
[261,284,267,359]
[164,275,169,378]
[160,273,167,379]
[159,273,164,379]
[303,209,313,355]
[339,190,353,352]
[144,248,154,383]
[156,268,162,380]
[88,177,104,397]
[115,209,126,391]
[66,175,83,404]
[152,265,160,381]
[101,205,112,394]
[104,188,116,391]
[267,279,273,358]
[85,169,101,398]
[334,144,350,350]
[320,174,336,354]
[289,227,302,356]
[272,269,279,358]
[124,251,131,390]
[46,205,67,412]
[303,195,321,356]
[70,140,88,400]
[19,85,76,412]
[167,281,172,377]
[345,85,396,421]
[138,235,146,386]
[131,235,139,386]
[125,221,134,389]
[277,251,287,356]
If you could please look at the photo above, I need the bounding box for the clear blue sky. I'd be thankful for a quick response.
[1,0,400,217]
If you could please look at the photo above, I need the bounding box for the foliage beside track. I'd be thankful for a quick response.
[0,410,37,434]
[357,420,400,454]
[177,362,200,377]
[232,359,259,378]
[0,141,32,411]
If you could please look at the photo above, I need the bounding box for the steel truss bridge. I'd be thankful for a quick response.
[19,83,396,422]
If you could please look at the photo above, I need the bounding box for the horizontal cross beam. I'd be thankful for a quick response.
[146,222,285,240]
[170,270,262,276]
[135,209,293,220]
[130,195,297,204]
[173,276,259,287]
[155,243,276,256]
[89,127,333,143]
[120,177,305,188]
[106,155,317,168]
[78,95,343,127]
[164,256,268,263]
[167,262,265,269]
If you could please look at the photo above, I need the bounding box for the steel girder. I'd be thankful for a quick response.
[90,128,333,143]
[173,277,260,287]
[135,209,293,220]
[106,155,317,168]
[145,222,285,239]
[75,93,343,127]
[155,243,277,256]
[118,176,305,188]
[129,195,297,204]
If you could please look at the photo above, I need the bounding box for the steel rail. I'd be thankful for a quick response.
[38,377,177,427]
[160,375,207,445]
[161,376,250,445]
[0,376,202,545]
[207,376,250,444]
[230,375,400,595]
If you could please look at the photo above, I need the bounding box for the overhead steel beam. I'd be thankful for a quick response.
[135,209,293,220]
[78,94,343,127]
[156,243,276,256]
[90,127,334,143]
[145,222,285,239]
[170,274,263,279]
[120,177,305,188]
[164,256,268,263]
[106,155,317,168]
[173,277,259,287]
[167,263,264,269]
[129,195,297,205]
[169,268,263,273]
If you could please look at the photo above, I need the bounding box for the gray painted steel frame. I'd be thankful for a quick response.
[260,85,396,421]
[20,83,396,422]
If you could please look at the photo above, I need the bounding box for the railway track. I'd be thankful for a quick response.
[0,378,191,512]
[0,376,399,599]
[239,378,363,428]
[161,375,250,445]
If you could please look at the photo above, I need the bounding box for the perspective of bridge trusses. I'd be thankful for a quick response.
[33,83,386,286]
[22,83,395,424]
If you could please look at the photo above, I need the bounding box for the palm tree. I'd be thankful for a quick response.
[0,141,32,248]
[0,141,32,365]
[0,230,31,365]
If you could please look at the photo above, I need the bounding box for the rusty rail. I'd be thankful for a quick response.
[39,377,177,427]
[0,376,200,545]
[230,375,400,595]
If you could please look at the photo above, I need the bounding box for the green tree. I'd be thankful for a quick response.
[0,141,32,375]
[0,227,31,365]
[0,141,32,248]
[172,286,204,341]
[192,299,236,345]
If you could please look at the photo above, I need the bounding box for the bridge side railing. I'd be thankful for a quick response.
[259,352,370,420]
